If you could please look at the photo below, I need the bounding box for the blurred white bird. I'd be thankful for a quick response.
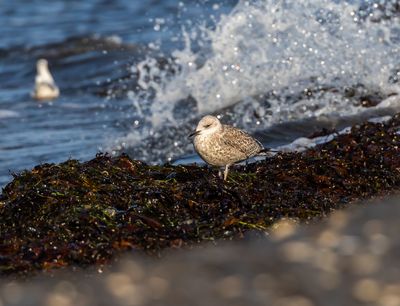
[32,59,60,101]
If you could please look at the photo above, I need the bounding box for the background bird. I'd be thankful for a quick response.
[32,58,60,101]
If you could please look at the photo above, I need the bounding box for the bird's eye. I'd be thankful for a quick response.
[204,124,211,128]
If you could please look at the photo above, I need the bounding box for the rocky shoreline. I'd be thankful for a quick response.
[0,113,399,276]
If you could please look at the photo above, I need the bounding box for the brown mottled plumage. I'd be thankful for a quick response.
[189,115,266,180]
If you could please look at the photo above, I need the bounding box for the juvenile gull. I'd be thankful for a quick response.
[32,59,60,101]
[189,115,269,180]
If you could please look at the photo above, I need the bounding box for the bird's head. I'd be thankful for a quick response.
[189,115,222,138]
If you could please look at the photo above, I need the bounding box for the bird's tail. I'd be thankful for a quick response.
[257,147,279,156]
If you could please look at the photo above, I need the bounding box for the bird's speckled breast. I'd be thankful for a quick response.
[193,132,248,167]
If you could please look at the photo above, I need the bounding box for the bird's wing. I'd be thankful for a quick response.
[222,125,264,158]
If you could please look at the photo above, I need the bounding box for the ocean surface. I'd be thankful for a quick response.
[1,0,399,187]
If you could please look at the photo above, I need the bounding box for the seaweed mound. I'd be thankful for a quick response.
[0,114,399,275]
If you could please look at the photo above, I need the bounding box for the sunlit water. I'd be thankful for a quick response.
[1,0,399,187]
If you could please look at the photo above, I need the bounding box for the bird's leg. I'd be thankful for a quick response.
[224,164,230,181]
[218,168,223,179]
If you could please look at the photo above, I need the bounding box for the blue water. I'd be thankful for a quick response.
[0,0,237,48]
[0,0,399,187]
[0,0,237,186]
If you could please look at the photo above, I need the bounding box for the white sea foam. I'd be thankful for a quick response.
[277,114,394,153]
[146,0,400,119]
[276,127,349,153]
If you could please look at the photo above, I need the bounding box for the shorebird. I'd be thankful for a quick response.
[32,59,60,101]
[189,115,270,180]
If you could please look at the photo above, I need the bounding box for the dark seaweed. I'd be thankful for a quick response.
[0,114,399,276]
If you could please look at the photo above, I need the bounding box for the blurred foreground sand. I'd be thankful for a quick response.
[1,196,400,306]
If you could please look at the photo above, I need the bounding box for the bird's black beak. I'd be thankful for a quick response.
[188,130,200,138]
